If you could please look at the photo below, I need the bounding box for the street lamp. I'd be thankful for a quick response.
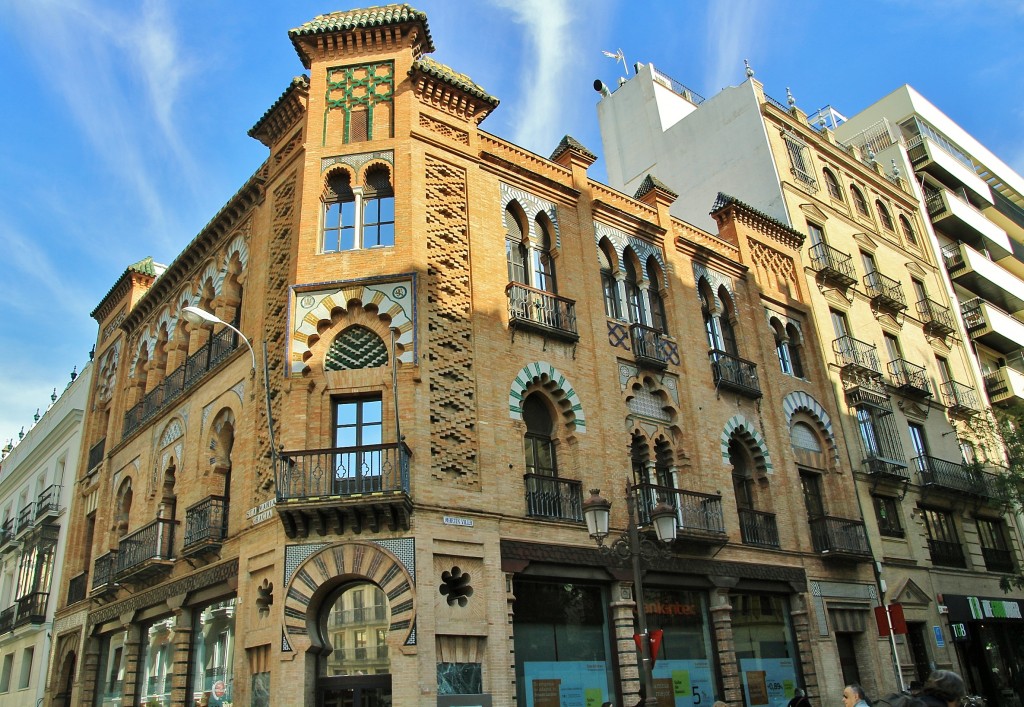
[583,483,677,707]
[181,306,277,454]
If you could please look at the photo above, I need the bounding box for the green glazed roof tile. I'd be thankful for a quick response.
[410,56,499,106]
[290,4,434,60]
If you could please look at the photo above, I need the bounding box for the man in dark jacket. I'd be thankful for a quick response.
[917,670,966,707]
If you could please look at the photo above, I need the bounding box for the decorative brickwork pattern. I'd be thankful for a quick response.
[782,391,839,463]
[593,222,668,289]
[720,414,774,474]
[325,326,389,370]
[419,113,469,145]
[424,156,479,480]
[323,62,394,145]
[749,238,798,295]
[500,182,561,249]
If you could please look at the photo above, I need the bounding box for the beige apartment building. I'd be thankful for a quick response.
[42,5,900,707]
[597,63,1024,705]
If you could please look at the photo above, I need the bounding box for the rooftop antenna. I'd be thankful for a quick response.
[601,48,629,76]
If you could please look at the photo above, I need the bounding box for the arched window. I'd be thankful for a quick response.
[323,171,356,252]
[647,256,667,334]
[322,166,395,252]
[790,422,822,453]
[504,205,528,284]
[700,287,720,351]
[876,200,894,231]
[630,432,651,485]
[730,439,755,511]
[523,395,556,477]
[773,321,793,375]
[718,287,738,357]
[786,324,804,378]
[899,214,918,245]
[523,394,570,520]
[598,246,621,319]
[532,218,557,293]
[318,581,391,703]
[850,185,869,217]
[624,256,646,325]
[362,166,395,248]
[823,168,842,200]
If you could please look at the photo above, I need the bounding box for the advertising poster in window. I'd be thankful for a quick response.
[523,661,609,707]
[651,659,715,706]
[738,658,796,707]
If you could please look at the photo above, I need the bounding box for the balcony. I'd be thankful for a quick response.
[36,484,61,521]
[0,607,13,634]
[985,364,1024,406]
[939,380,979,415]
[833,335,881,376]
[629,323,670,370]
[115,518,175,584]
[809,242,857,288]
[709,350,762,398]
[122,326,240,439]
[808,516,872,561]
[927,538,966,568]
[961,298,1024,354]
[916,297,957,338]
[862,453,910,481]
[182,495,227,559]
[981,547,1015,574]
[0,519,16,554]
[915,455,985,496]
[87,437,106,473]
[524,474,583,523]
[925,187,1010,257]
[634,483,728,546]
[864,271,907,313]
[887,358,931,398]
[276,442,412,538]
[67,572,88,606]
[90,551,119,598]
[506,283,579,342]
[737,508,780,548]
[13,591,48,627]
[941,241,1024,314]
[906,134,993,207]
[16,503,33,537]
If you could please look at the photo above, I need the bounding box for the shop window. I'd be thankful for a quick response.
[850,185,870,217]
[190,599,237,707]
[731,592,801,706]
[512,579,615,706]
[96,632,125,707]
[873,495,904,538]
[642,587,718,702]
[823,167,843,200]
[138,618,176,705]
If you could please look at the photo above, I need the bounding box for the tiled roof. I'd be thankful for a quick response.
[550,134,596,162]
[89,257,162,320]
[410,57,498,106]
[290,4,434,62]
[634,173,677,200]
[249,75,309,140]
[711,192,806,243]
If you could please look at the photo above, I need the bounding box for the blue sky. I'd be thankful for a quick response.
[1,0,1022,450]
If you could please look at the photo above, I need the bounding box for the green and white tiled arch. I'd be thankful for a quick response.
[720,414,773,473]
[783,391,838,462]
[509,361,586,433]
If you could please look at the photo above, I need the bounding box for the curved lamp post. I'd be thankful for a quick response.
[181,306,277,455]
[584,483,677,707]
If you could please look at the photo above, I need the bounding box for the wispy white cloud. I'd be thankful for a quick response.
[705,0,765,93]
[0,221,93,318]
[488,0,575,153]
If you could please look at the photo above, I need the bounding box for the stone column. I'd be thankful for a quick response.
[609,580,641,705]
[121,622,143,707]
[710,584,740,705]
[170,602,194,707]
[790,592,819,701]
[78,635,102,707]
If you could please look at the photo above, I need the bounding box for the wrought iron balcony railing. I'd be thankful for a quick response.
[13,591,48,627]
[809,242,857,288]
[87,437,106,472]
[737,508,780,548]
[115,518,174,581]
[709,350,762,398]
[16,503,33,535]
[123,326,240,438]
[0,606,13,634]
[505,283,579,341]
[67,572,89,606]
[917,297,956,337]
[927,538,966,568]
[862,453,910,480]
[960,297,985,331]
[0,519,16,553]
[634,482,727,542]
[915,455,984,495]
[939,380,979,414]
[887,358,931,398]
[833,335,881,374]
[36,484,61,520]
[808,516,871,559]
[629,323,669,369]
[91,551,118,596]
[278,442,410,499]
[864,271,907,312]
[182,495,228,555]
[524,473,584,523]
[981,547,1015,574]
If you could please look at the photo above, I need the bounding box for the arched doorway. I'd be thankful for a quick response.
[317,580,392,707]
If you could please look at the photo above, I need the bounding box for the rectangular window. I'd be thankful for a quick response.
[807,222,825,247]
[362,194,395,247]
[323,199,356,253]
[872,496,904,538]
[783,134,816,188]
[190,599,236,707]
[333,396,384,494]
[139,619,176,705]
[731,592,800,705]
[860,250,877,276]
[0,654,11,692]
[921,508,965,568]
[17,647,32,690]
[830,309,850,340]
[911,277,927,305]
[883,333,902,364]
[977,518,1015,573]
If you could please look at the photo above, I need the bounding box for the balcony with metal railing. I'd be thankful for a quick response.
[122,326,240,439]
[524,474,584,523]
[809,243,857,288]
[915,455,985,496]
[981,546,1015,574]
[633,482,727,546]
[887,358,931,398]
[67,572,89,606]
[90,551,119,598]
[651,66,705,106]
[864,271,907,313]
[36,484,61,521]
[276,442,412,538]
[961,297,1024,354]
[985,363,1024,406]
[87,437,106,473]
[0,519,16,554]
[182,495,228,559]
[808,516,871,561]
[916,297,956,338]
[862,452,910,481]
[0,607,13,634]
[15,503,33,537]
[833,336,881,375]
[13,591,48,627]
[939,379,979,415]
[709,350,761,398]
[927,538,966,568]
[629,323,670,370]
[115,518,175,584]
[737,508,780,548]
[505,283,579,342]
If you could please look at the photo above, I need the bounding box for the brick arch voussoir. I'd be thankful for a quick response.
[508,361,587,434]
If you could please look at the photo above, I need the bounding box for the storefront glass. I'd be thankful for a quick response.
[644,587,718,705]
[190,598,237,706]
[94,631,126,707]
[731,592,800,707]
[513,579,615,707]
[137,616,176,706]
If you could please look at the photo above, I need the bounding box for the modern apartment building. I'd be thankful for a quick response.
[0,363,90,707]
[597,63,1024,705]
[45,6,895,707]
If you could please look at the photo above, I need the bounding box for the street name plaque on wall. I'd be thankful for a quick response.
[443,516,474,527]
